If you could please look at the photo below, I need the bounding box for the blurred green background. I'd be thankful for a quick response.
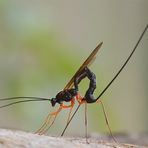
[0,0,148,137]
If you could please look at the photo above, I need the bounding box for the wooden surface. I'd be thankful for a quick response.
[0,129,147,148]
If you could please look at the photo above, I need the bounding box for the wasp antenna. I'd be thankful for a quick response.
[0,97,51,108]
[0,99,50,109]
[0,97,51,101]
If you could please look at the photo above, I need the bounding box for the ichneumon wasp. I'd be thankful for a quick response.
[0,24,147,143]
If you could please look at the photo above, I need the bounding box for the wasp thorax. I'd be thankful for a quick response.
[51,89,78,107]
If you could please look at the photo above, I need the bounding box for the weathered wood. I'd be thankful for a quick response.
[0,129,147,148]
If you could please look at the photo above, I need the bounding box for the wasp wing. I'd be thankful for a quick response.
[64,42,103,90]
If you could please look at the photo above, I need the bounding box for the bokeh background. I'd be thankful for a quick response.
[0,0,148,137]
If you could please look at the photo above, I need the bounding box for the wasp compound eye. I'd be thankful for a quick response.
[51,98,57,107]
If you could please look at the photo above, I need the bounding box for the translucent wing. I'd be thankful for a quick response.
[64,42,103,90]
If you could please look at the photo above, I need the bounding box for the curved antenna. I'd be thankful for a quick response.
[0,99,50,108]
[0,96,51,101]
[0,97,51,108]
[61,24,148,136]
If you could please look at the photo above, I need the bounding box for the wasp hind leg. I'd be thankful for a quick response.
[96,99,118,143]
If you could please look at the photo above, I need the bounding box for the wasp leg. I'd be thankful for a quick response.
[55,99,75,124]
[35,105,62,135]
[66,107,73,124]
[75,93,89,143]
[75,93,86,105]
[84,101,89,144]
[36,101,76,135]
[40,109,61,135]
[64,99,75,124]
[75,96,89,143]
[96,99,118,143]
[35,113,52,134]
[61,100,74,109]
[44,100,76,134]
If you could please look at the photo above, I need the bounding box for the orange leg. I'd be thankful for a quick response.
[76,94,89,143]
[35,100,76,135]
[76,93,85,104]
[84,101,89,144]
[40,109,61,135]
[43,100,76,134]
[96,99,118,143]
[35,105,62,135]
[65,99,75,124]
[66,107,73,124]
[35,113,52,134]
